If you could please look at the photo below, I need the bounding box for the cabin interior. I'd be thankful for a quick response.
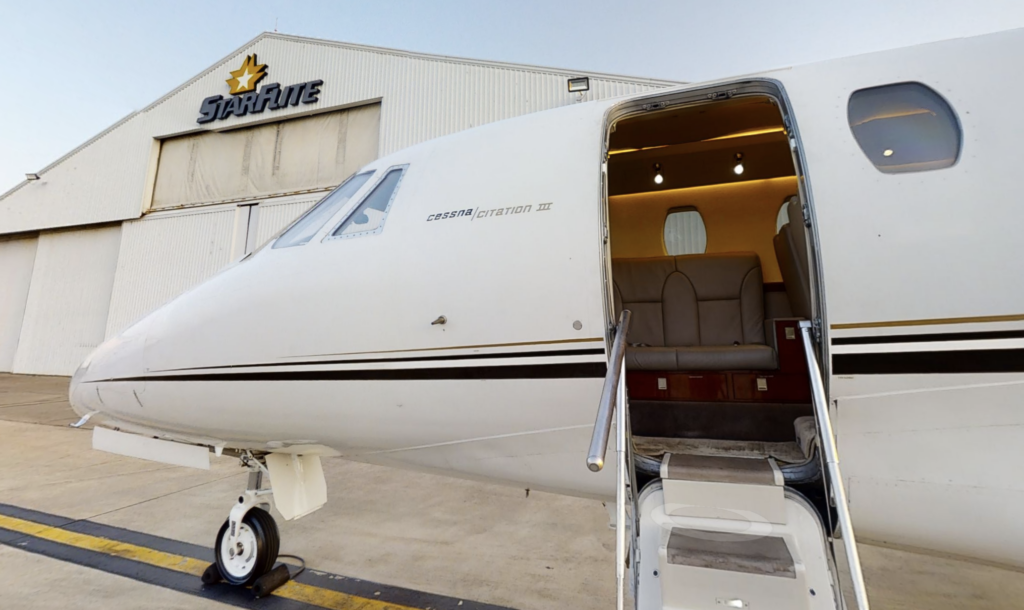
[606,95,823,498]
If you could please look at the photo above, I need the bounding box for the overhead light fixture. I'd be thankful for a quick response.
[25,173,40,181]
[567,77,590,93]
[733,153,744,175]
[653,163,664,184]
[882,149,894,157]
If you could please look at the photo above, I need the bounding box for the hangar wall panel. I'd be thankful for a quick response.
[105,207,236,338]
[0,33,675,234]
[13,226,122,375]
[0,237,38,371]
[152,103,380,210]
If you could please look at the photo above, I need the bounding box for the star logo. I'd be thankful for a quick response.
[226,54,268,95]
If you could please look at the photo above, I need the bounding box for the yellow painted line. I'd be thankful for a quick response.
[831,313,1024,331]
[0,514,419,610]
[0,513,209,577]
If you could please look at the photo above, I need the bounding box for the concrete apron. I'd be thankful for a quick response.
[1,373,1022,610]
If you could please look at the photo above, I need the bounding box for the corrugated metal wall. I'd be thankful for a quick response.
[13,226,122,375]
[105,207,236,338]
[0,237,38,371]
[0,33,676,234]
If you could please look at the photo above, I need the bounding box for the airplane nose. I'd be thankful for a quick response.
[69,330,147,418]
[69,360,91,417]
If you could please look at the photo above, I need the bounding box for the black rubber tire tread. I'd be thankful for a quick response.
[247,507,280,583]
[214,507,280,586]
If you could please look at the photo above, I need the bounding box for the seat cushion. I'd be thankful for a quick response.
[627,345,777,371]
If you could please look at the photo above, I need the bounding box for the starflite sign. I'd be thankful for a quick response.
[197,54,323,124]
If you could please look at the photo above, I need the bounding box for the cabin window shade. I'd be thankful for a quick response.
[663,208,707,256]
[273,172,374,249]
[847,82,961,174]
[329,167,406,239]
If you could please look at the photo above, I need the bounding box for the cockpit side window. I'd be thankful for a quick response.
[273,171,374,248]
[328,166,406,239]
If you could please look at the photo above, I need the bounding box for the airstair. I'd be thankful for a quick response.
[588,311,870,610]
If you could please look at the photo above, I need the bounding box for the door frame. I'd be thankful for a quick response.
[598,78,832,380]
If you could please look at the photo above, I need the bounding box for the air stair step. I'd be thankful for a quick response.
[660,453,787,524]
[665,527,796,578]
[662,453,783,486]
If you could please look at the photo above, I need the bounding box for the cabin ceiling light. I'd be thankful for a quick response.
[733,153,745,175]
[883,148,894,157]
[567,77,590,93]
[653,163,664,184]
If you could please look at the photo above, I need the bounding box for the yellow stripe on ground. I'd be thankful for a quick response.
[0,514,419,610]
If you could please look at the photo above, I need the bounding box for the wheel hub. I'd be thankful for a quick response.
[219,523,258,579]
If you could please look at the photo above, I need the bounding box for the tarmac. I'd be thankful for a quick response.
[1,372,1021,609]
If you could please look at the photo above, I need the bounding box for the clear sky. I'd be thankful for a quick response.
[2,0,1022,194]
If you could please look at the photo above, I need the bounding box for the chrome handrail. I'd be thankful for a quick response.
[799,321,871,610]
[587,309,632,610]
[588,309,632,472]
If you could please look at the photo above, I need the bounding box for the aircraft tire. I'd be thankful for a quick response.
[214,507,280,586]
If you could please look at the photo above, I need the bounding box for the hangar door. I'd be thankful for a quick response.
[14,226,122,375]
[0,236,37,372]
[151,103,380,210]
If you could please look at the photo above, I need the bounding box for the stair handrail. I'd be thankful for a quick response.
[587,309,631,472]
[587,309,632,610]
[799,320,871,610]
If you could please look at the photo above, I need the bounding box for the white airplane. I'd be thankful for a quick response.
[69,27,1024,610]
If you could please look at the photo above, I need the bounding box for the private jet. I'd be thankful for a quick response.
[69,27,1024,610]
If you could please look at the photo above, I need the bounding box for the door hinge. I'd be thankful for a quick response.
[642,101,667,111]
[707,89,737,100]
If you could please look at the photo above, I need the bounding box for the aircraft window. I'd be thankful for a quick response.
[847,82,961,174]
[330,167,406,238]
[663,208,707,256]
[273,171,374,248]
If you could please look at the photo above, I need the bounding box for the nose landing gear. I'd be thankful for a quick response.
[215,505,279,585]
[207,453,281,587]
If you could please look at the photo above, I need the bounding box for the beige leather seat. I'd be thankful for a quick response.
[773,196,812,319]
[613,253,777,371]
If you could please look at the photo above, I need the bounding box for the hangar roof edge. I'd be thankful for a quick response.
[1,32,683,203]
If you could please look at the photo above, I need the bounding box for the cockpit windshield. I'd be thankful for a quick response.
[273,171,374,248]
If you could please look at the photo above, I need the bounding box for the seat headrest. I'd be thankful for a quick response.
[673,253,763,301]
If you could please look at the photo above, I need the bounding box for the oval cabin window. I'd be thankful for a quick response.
[847,82,961,174]
[663,208,707,256]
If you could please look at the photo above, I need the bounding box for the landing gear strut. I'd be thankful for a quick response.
[202,451,312,597]
[210,453,280,586]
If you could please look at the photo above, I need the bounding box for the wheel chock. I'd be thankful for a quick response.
[201,562,223,585]
[252,564,292,598]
